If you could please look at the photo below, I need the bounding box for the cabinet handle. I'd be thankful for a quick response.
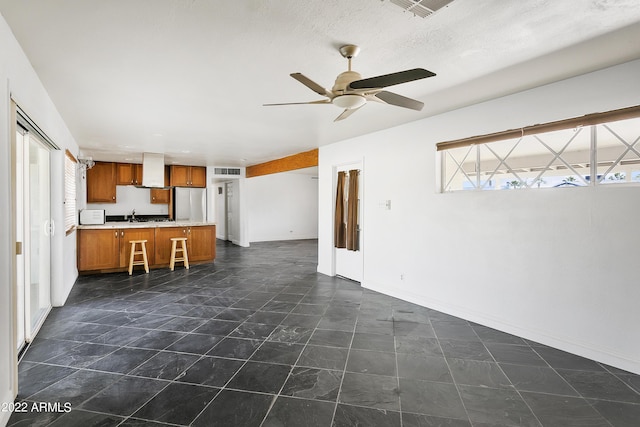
[183,229,186,234]
[112,196,116,200]
[121,231,124,237]
[115,231,118,238]
[188,228,191,234]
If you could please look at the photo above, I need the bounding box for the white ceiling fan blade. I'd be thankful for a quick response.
[263,100,331,106]
[290,73,332,97]
[374,91,424,111]
[334,104,365,122]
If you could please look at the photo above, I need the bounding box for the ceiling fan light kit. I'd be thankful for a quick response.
[264,44,436,121]
[332,94,366,110]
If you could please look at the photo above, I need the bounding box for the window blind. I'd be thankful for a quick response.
[64,149,77,234]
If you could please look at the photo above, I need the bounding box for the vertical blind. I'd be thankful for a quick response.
[64,149,77,234]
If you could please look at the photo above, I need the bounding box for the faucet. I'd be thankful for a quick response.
[131,209,136,221]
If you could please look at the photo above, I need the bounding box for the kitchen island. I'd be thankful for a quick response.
[77,222,216,273]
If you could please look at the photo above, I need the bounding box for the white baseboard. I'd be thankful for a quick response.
[364,279,640,375]
[0,388,15,427]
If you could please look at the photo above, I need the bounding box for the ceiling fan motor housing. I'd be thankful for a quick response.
[332,70,362,93]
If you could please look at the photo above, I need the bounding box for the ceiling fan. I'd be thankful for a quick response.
[264,45,436,122]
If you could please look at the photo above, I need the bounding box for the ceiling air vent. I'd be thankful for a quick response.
[214,167,242,176]
[388,0,454,18]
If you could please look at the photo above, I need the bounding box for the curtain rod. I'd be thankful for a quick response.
[436,104,640,152]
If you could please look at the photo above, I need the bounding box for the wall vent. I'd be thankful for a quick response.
[213,167,242,176]
[388,0,454,18]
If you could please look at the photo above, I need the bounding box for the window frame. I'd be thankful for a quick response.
[438,105,640,193]
[64,149,77,235]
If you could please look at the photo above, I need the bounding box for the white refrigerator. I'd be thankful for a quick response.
[174,187,207,222]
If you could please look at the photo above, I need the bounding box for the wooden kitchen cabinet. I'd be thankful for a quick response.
[77,229,121,270]
[78,227,156,271]
[154,225,216,265]
[86,161,117,203]
[119,228,155,267]
[170,165,206,187]
[79,225,215,272]
[188,225,216,261]
[150,166,171,204]
[154,227,188,265]
[189,166,207,187]
[116,163,143,185]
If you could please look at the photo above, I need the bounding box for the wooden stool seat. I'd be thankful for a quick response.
[170,237,189,271]
[128,239,149,275]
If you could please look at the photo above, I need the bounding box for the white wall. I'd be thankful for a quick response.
[246,170,319,242]
[87,185,169,216]
[1,13,80,425]
[319,59,640,375]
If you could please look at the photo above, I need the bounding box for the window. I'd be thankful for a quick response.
[64,150,77,234]
[438,106,640,192]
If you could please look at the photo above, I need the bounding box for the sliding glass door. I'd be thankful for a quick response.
[16,125,52,351]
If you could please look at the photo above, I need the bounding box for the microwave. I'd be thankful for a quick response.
[79,209,105,225]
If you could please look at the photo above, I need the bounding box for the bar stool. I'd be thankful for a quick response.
[128,240,149,275]
[169,237,189,271]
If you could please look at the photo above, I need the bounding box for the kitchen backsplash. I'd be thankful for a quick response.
[87,186,169,216]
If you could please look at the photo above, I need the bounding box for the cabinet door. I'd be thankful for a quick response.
[188,225,216,262]
[116,163,135,185]
[170,165,190,187]
[190,166,207,188]
[120,228,155,267]
[150,188,170,204]
[117,163,143,185]
[155,227,188,265]
[87,162,117,203]
[134,164,143,185]
[77,229,120,271]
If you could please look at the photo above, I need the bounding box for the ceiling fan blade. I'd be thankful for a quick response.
[334,105,364,122]
[348,68,435,90]
[374,91,424,111]
[290,73,332,97]
[263,100,331,106]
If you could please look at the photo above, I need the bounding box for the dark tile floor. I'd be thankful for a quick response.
[9,239,640,426]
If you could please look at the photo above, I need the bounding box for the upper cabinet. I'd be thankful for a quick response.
[116,163,143,185]
[150,166,171,204]
[170,165,206,188]
[87,161,117,203]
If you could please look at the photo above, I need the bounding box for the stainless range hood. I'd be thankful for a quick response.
[141,153,166,188]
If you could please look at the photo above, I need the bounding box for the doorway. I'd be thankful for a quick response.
[15,120,54,352]
[334,162,363,282]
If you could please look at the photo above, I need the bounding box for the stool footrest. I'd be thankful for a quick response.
[169,238,190,271]
[128,240,149,275]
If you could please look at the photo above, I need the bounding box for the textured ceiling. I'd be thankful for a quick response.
[1,0,640,166]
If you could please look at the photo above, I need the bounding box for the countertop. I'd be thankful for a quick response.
[77,221,216,230]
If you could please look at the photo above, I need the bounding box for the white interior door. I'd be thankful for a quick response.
[334,162,363,282]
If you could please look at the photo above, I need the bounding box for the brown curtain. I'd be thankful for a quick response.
[346,169,359,251]
[334,171,346,248]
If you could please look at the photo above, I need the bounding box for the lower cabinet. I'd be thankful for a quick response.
[154,225,216,264]
[189,225,216,261]
[77,229,121,271]
[78,225,215,272]
[78,228,156,271]
[154,227,189,265]
[120,228,156,267]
